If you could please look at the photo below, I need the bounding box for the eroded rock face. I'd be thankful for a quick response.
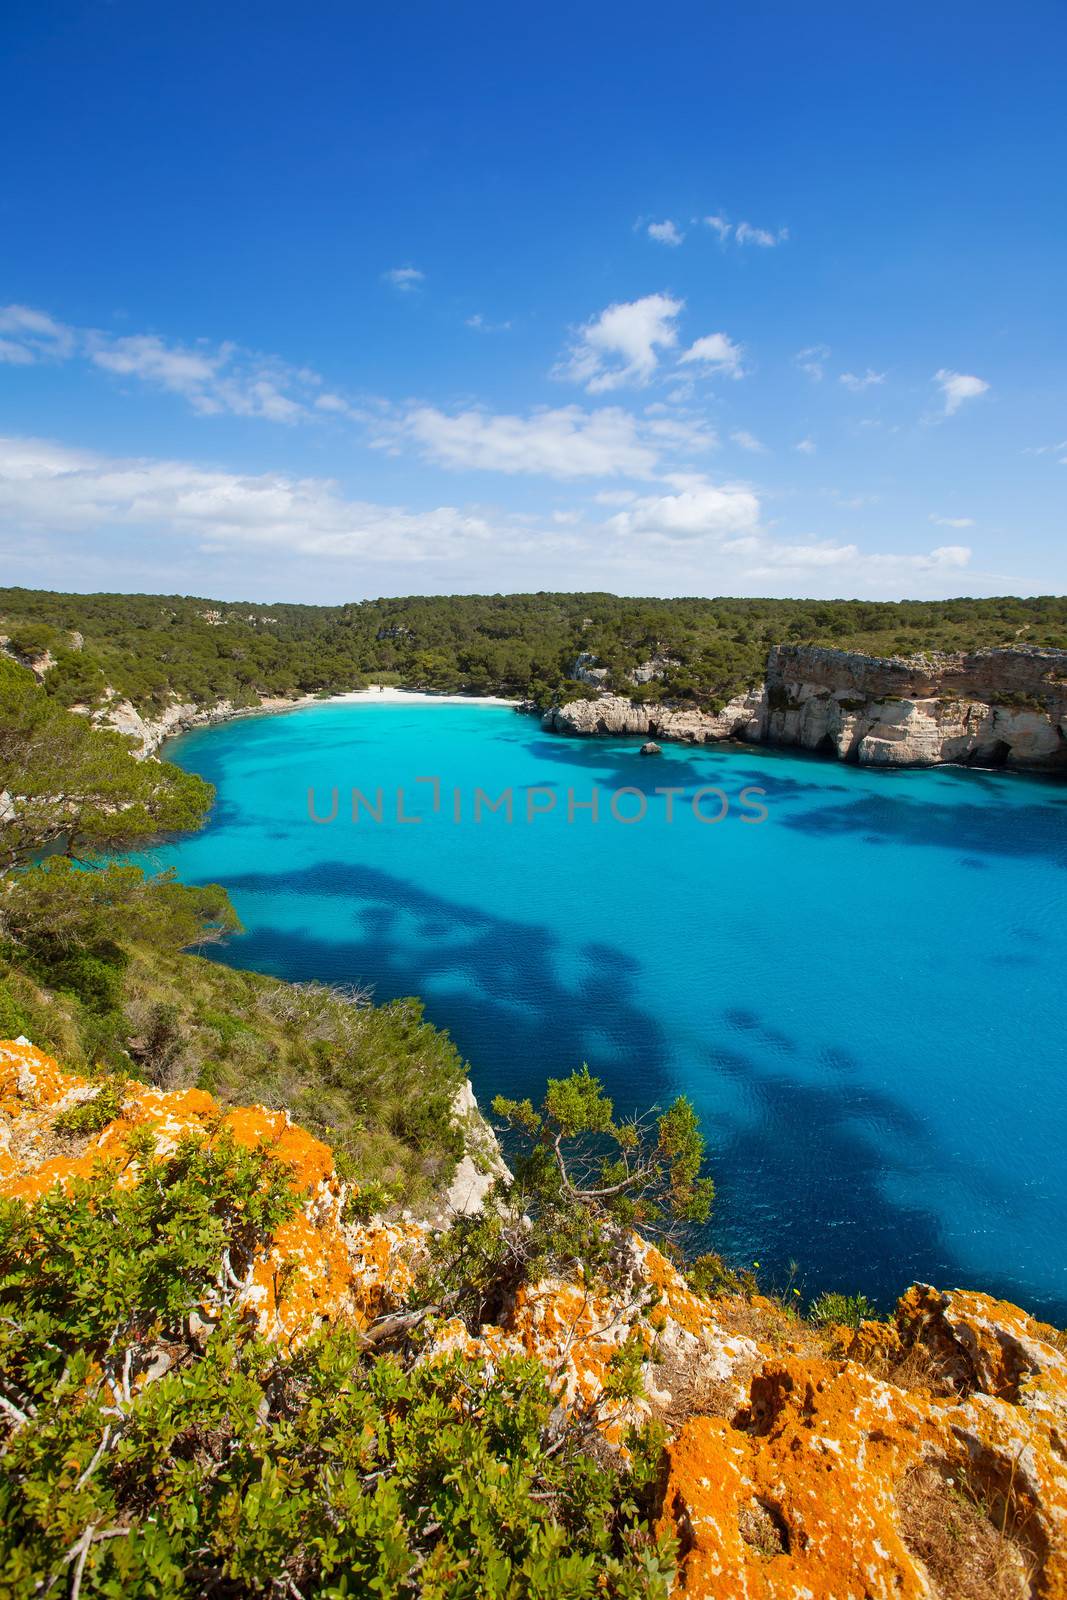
[0,1038,425,1346]
[543,690,763,744]
[3,1037,1066,1595]
[91,694,240,756]
[659,1287,1067,1598]
[544,644,1067,772]
[763,644,1067,772]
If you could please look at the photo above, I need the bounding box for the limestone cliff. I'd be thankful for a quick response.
[762,643,1067,771]
[545,645,1067,772]
[543,689,763,744]
[3,1035,1066,1597]
[86,692,317,757]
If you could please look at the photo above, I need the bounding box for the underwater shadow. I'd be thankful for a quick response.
[780,792,1067,867]
[209,859,673,1113]
[703,1009,1067,1323]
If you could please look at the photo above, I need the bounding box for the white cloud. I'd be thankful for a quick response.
[924,544,972,568]
[382,266,425,292]
[678,332,745,378]
[735,221,788,247]
[466,313,512,332]
[795,436,816,454]
[0,303,322,424]
[730,429,766,453]
[0,435,499,563]
[603,477,761,541]
[1022,438,1067,463]
[314,392,362,421]
[647,219,684,246]
[740,539,971,583]
[795,344,830,381]
[0,435,997,601]
[934,368,990,415]
[90,333,228,405]
[930,514,975,529]
[555,294,683,393]
[703,216,787,247]
[0,304,76,362]
[382,404,661,479]
[91,334,311,422]
[840,369,886,392]
[0,339,37,366]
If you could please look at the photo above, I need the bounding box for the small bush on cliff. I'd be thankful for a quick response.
[423,1070,715,1330]
[52,1078,127,1136]
[0,1146,674,1599]
[686,1251,757,1299]
[493,1065,714,1246]
[809,1290,878,1329]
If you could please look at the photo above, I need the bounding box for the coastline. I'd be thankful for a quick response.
[313,686,521,707]
[131,684,522,758]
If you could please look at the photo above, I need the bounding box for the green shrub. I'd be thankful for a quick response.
[53,1078,127,1136]
[808,1290,878,1329]
[0,1152,675,1599]
[0,978,28,1040]
[686,1251,757,1299]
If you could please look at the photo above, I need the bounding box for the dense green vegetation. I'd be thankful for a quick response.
[0,652,472,1206]
[418,1069,714,1337]
[3,586,1066,715]
[0,604,687,1593]
[0,1140,673,1598]
[0,858,468,1208]
[0,658,212,871]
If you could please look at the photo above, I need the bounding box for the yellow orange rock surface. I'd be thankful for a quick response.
[0,1038,424,1346]
[3,1038,1066,1595]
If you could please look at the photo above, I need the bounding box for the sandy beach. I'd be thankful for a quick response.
[322,686,521,707]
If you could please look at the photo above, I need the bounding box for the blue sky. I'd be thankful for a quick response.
[1,0,1064,602]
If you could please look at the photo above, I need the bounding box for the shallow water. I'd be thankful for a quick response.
[146,702,1067,1319]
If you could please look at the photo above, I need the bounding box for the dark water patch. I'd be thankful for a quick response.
[207,860,674,1113]
[782,794,1067,866]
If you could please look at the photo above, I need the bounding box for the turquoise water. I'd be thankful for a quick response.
[147,702,1067,1320]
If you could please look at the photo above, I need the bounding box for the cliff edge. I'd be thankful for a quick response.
[3,1036,1065,1597]
[545,645,1067,772]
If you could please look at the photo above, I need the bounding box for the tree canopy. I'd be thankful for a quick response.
[0,658,212,870]
[3,586,1065,716]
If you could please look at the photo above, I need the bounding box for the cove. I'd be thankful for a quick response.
[143,700,1067,1321]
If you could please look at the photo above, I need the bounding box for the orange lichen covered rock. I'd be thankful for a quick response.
[4,1039,1067,1594]
[0,1038,425,1347]
[657,1288,1067,1599]
[658,1360,944,1597]
[424,1233,761,1444]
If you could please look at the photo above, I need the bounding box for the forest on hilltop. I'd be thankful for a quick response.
[2,587,1066,715]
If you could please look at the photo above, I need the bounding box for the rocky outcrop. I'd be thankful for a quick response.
[425,1077,510,1225]
[544,645,1067,772]
[660,1284,1067,1598]
[543,689,763,744]
[761,643,1067,772]
[90,695,240,756]
[570,652,610,687]
[0,637,56,681]
[630,654,679,685]
[88,691,319,757]
[4,1034,1066,1596]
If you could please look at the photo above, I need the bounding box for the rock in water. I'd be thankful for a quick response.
[640,740,662,755]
